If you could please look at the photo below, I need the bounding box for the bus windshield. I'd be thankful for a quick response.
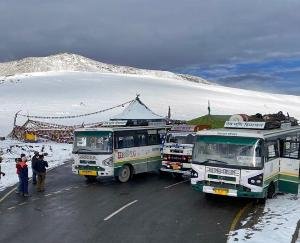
[166,133,196,144]
[193,136,262,168]
[73,131,113,154]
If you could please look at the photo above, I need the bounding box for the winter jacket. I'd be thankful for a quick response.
[17,161,28,180]
[31,155,39,171]
[16,162,21,174]
[34,159,48,173]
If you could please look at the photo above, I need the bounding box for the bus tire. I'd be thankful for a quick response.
[267,182,275,199]
[118,165,131,183]
[172,173,183,180]
[204,193,215,200]
[85,176,97,182]
[255,198,266,204]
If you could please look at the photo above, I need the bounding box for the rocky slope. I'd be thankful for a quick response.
[0,53,211,84]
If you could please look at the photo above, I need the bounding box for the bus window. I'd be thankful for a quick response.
[137,133,147,146]
[116,135,135,149]
[283,141,300,159]
[74,132,112,153]
[267,141,279,160]
[148,133,158,145]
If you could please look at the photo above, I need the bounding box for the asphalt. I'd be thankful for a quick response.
[0,162,251,243]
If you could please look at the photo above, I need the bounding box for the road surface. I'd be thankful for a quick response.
[0,162,251,243]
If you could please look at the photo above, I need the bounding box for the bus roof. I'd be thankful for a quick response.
[197,125,300,139]
[74,125,170,133]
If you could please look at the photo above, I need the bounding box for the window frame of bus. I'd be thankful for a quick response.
[265,140,279,161]
[114,129,161,149]
[281,139,300,159]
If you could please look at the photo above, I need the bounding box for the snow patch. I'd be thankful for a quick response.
[228,192,300,243]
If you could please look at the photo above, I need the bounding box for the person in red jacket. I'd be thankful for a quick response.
[15,158,22,193]
[16,157,29,197]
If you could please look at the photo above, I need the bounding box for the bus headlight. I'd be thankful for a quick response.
[248,174,263,186]
[191,170,198,178]
[102,157,113,167]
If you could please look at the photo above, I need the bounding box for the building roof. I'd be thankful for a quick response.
[111,96,164,121]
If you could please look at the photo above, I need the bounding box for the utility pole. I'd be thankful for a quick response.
[168,106,171,119]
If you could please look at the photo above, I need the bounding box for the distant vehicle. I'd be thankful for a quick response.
[160,125,197,177]
[72,123,168,182]
[191,112,300,199]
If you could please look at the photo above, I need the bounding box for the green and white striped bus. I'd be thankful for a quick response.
[72,125,167,182]
[191,119,300,199]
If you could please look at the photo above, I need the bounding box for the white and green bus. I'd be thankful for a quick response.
[191,119,300,199]
[72,125,167,182]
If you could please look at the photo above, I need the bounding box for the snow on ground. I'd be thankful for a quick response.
[0,139,72,191]
[1,71,300,136]
[228,190,300,243]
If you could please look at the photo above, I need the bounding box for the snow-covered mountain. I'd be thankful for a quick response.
[0,53,300,136]
[1,70,300,136]
[0,53,210,84]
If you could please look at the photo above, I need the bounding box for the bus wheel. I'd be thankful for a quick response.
[118,165,131,183]
[172,173,183,180]
[85,176,97,182]
[267,182,275,199]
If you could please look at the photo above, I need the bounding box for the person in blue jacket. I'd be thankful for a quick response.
[17,157,29,197]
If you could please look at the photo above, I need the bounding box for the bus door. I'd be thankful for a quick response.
[279,140,300,194]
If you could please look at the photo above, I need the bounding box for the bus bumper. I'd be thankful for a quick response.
[160,167,191,176]
[72,165,114,177]
[192,182,265,198]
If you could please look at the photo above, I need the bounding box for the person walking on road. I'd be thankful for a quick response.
[15,158,22,194]
[17,157,29,197]
[31,151,39,185]
[33,154,48,192]
[0,156,5,178]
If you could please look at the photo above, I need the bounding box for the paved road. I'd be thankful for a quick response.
[0,162,251,243]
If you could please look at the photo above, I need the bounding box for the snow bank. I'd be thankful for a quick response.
[0,139,72,191]
[228,191,300,243]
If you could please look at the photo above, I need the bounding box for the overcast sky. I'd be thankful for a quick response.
[0,0,300,93]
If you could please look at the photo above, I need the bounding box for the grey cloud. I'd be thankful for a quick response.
[216,74,300,94]
[0,0,300,69]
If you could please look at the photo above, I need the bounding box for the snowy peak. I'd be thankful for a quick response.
[0,53,211,84]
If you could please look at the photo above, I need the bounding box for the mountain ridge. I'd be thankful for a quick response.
[0,53,212,84]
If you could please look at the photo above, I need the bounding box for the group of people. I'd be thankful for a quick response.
[16,152,49,197]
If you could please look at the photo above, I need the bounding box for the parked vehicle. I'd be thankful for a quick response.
[72,123,168,182]
[160,125,197,177]
[191,112,300,199]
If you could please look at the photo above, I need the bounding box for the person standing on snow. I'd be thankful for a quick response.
[15,158,22,194]
[33,154,48,192]
[0,156,5,178]
[31,151,39,185]
[16,157,29,197]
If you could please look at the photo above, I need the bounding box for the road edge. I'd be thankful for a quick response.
[227,201,254,242]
